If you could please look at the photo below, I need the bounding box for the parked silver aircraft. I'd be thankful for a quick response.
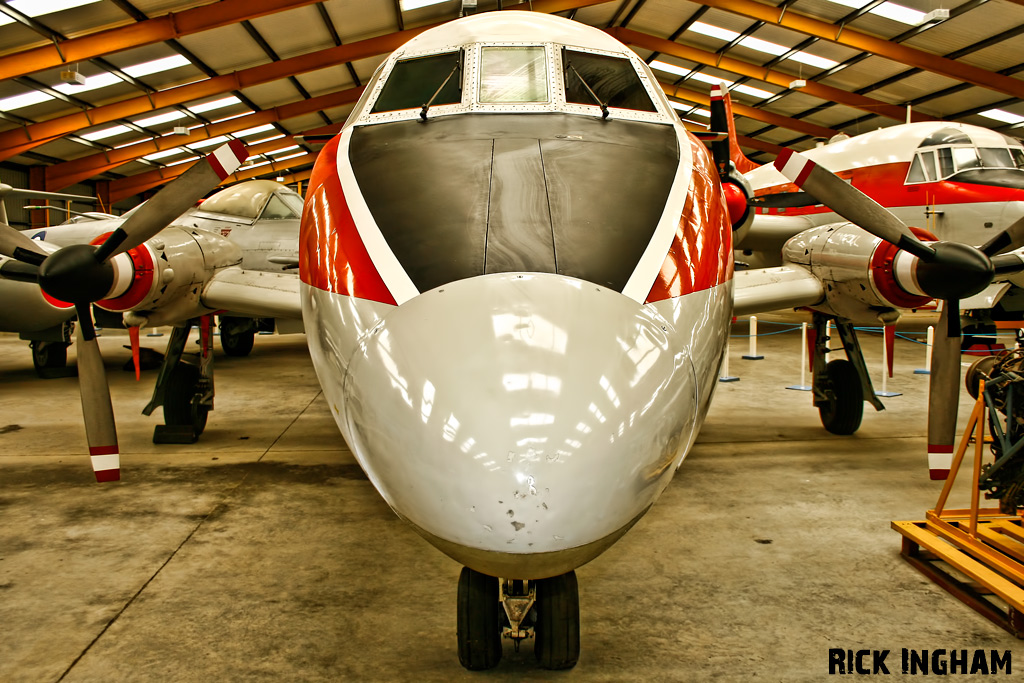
[2,11,1023,672]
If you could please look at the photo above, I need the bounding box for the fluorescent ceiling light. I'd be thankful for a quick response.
[399,0,448,10]
[189,96,242,114]
[268,145,300,155]
[0,91,52,111]
[243,159,273,169]
[825,0,925,24]
[81,125,131,141]
[979,109,1024,125]
[650,60,690,77]
[123,55,191,78]
[273,152,307,162]
[0,0,101,26]
[651,62,775,99]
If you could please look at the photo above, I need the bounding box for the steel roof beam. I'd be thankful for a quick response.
[683,0,1024,100]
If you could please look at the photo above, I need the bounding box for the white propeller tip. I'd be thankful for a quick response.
[90,450,120,483]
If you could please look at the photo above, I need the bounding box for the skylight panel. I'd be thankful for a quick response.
[133,111,188,128]
[689,21,737,42]
[189,96,242,114]
[188,136,231,149]
[123,55,191,78]
[235,124,277,137]
[399,0,448,10]
[825,0,925,24]
[0,91,53,111]
[82,125,131,141]
[0,0,101,26]
[143,148,187,161]
[979,109,1024,125]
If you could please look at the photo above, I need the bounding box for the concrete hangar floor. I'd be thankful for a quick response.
[0,321,1019,681]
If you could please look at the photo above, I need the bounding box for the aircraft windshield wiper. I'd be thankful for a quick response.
[420,61,461,121]
[566,61,609,119]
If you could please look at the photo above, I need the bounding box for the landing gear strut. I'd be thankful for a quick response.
[811,314,884,435]
[143,316,215,443]
[456,568,580,671]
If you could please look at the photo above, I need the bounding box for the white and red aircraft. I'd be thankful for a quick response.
[2,11,1023,671]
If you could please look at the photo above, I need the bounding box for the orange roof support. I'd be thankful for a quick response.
[684,0,1024,101]
[0,0,325,82]
[613,28,937,123]
[45,87,363,190]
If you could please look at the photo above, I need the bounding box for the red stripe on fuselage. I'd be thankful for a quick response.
[755,161,1024,214]
[299,135,397,305]
[645,135,733,304]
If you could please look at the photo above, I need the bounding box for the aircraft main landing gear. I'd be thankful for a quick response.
[143,317,215,443]
[456,568,580,671]
[810,314,884,435]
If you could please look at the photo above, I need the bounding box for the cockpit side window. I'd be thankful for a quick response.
[952,146,981,171]
[1014,148,1024,168]
[562,48,656,112]
[937,147,954,177]
[371,50,463,113]
[907,155,926,183]
[259,194,298,220]
[979,147,1015,168]
[478,46,548,103]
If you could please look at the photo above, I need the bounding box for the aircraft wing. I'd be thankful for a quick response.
[732,265,824,317]
[201,267,301,319]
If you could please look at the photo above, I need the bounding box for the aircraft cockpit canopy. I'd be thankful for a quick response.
[906,127,1024,183]
[193,179,303,224]
[358,42,667,124]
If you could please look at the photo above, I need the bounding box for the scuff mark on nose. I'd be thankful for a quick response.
[512,521,525,531]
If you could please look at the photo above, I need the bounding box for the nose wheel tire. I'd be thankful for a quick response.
[818,359,863,436]
[163,362,209,436]
[457,567,502,670]
[534,570,580,670]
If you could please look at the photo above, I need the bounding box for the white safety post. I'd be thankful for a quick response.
[786,322,812,391]
[719,340,739,382]
[915,326,933,374]
[876,328,902,397]
[743,315,764,360]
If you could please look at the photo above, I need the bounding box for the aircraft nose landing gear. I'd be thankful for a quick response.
[456,568,580,671]
[143,317,215,443]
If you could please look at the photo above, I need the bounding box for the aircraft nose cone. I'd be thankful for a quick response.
[343,273,697,578]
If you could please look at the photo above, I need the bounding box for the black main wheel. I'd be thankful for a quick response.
[457,567,502,670]
[31,340,68,374]
[818,359,863,435]
[163,362,209,435]
[534,571,580,670]
[219,317,255,357]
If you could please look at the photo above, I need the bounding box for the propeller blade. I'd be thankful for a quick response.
[774,149,936,261]
[980,214,1024,257]
[0,221,48,265]
[74,303,120,482]
[94,140,248,262]
[926,300,961,480]
[708,84,731,174]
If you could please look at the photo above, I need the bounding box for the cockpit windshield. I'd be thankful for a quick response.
[361,42,667,123]
[907,143,1024,183]
[479,46,548,103]
[562,48,656,112]
[371,50,463,113]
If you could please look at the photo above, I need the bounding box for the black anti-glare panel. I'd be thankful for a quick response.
[348,114,678,294]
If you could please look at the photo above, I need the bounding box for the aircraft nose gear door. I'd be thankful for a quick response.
[143,315,215,443]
